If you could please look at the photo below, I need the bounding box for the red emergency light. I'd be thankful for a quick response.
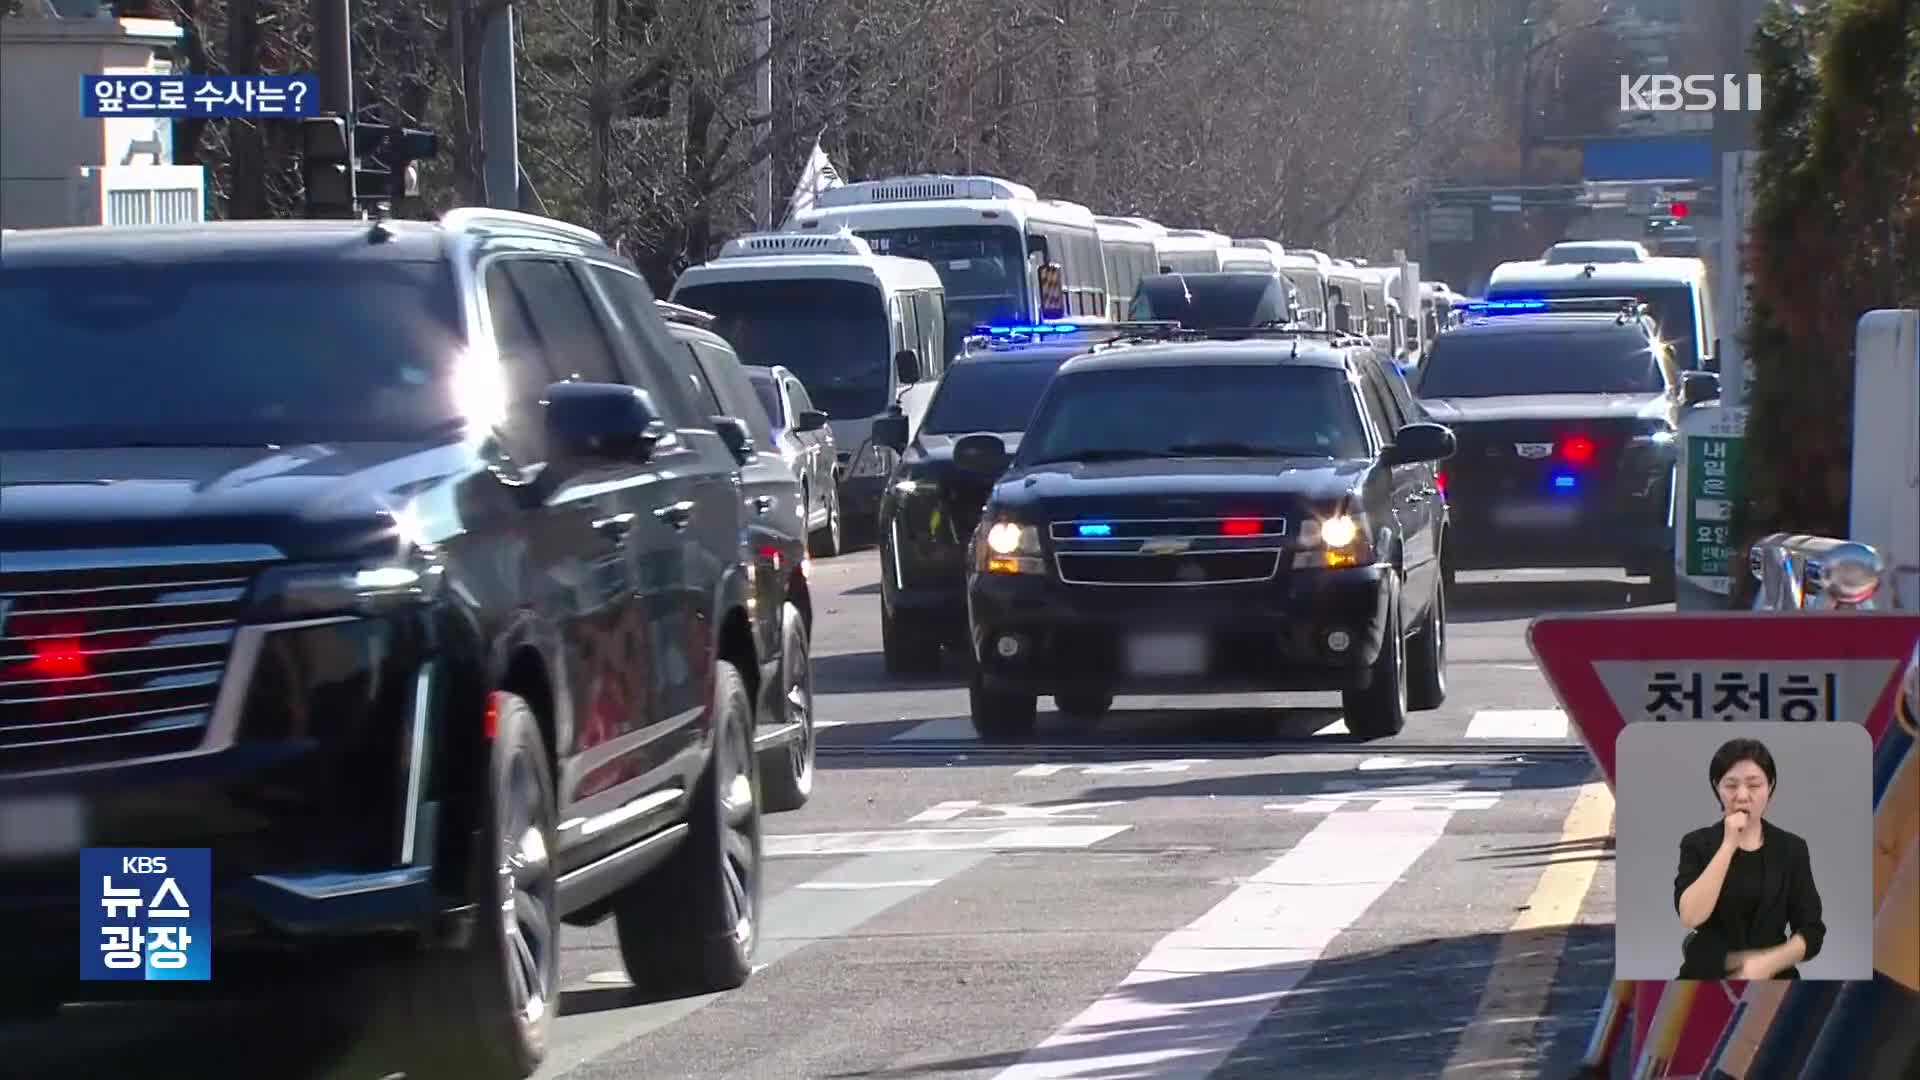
[1220,517,1262,536]
[1668,201,1689,218]
[1560,435,1596,466]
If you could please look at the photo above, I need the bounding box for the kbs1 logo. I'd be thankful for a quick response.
[1619,74,1763,113]
[80,848,212,981]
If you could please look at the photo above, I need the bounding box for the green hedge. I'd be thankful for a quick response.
[1731,0,1920,605]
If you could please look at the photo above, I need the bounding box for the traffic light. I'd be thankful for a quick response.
[300,115,354,217]
[352,121,440,205]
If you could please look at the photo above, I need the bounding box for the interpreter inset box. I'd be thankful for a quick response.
[1614,721,1873,981]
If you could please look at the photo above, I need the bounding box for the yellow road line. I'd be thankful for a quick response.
[1443,781,1615,1078]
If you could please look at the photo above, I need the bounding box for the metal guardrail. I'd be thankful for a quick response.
[1747,532,1895,611]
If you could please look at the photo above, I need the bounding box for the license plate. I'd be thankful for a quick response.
[0,795,87,857]
[1493,501,1580,528]
[1124,631,1209,677]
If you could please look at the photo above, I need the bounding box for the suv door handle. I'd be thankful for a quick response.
[592,512,636,538]
[752,494,775,514]
[655,500,696,529]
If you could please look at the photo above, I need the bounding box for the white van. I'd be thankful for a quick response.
[1485,256,1718,370]
[669,230,947,538]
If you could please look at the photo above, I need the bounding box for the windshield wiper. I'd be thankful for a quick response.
[1164,441,1325,458]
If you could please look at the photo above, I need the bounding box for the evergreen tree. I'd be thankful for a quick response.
[1732,0,1920,605]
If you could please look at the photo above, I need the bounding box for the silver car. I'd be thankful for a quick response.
[745,364,841,556]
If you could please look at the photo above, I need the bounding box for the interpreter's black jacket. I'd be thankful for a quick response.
[1674,818,1826,980]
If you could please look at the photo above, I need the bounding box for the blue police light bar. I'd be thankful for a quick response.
[976,322,1083,336]
[1076,522,1114,536]
[1463,300,1549,314]
[1553,473,1578,490]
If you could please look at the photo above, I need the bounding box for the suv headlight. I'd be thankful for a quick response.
[976,521,1044,575]
[244,558,444,621]
[1295,513,1374,568]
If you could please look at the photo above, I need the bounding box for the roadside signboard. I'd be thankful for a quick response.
[1677,404,1747,593]
[1528,611,1920,789]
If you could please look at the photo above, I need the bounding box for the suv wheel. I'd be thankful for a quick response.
[761,602,816,812]
[1406,582,1447,711]
[1341,581,1409,739]
[415,690,559,1080]
[613,659,761,998]
[809,486,842,558]
[1053,691,1113,720]
[881,602,942,676]
[969,672,1037,741]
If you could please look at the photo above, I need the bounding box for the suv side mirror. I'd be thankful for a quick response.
[1680,370,1720,406]
[545,382,667,463]
[1383,421,1456,465]
[953,433,1011,475]
[795,408,829,433]
[893,348,921,385]
[871,413,909,451]
[713,416,754,464]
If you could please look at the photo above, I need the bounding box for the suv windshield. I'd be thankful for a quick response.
[856,225,1028,359]
[1019,363,1368,464]
[921,356,1070,435]
[673,279,891,420]
[1489,284,1700,368]
[0,258,465,448]
[1416,327,1667,398]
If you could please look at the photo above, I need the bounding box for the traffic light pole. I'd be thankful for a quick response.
[313,0,353,120]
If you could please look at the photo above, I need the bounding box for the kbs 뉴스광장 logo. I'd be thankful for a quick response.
[80,848,212,981]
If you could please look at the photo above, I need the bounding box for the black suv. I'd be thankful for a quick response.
[1412,298,1718,596]
[656,300,819,811]
[872,326,1157,674]
[0,212,776,1078]
[961,331,1456,740]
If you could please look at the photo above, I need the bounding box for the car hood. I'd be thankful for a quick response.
[911,432,1027,463]
[990,456,1364,520]
[1420,394,1665,423]
[0,440,480,560]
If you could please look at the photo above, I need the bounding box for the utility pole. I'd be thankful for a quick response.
[750,0,773,228]
[480,0,521,209]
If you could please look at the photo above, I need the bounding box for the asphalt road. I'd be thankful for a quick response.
[4,551,1671,1079]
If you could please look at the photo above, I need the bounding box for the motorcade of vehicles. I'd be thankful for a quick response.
[0,210,777,1078]
[1411,297,1720,597]
[668,229,946,546]
[958,326,1455,741]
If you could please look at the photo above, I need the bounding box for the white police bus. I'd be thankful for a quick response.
[669,230,947,544]
[787,175,1109,362]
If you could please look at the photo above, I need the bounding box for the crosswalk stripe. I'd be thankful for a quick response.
[991,809,1455,1078]
[1464,708,1570,740]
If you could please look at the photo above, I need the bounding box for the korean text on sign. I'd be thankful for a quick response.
[1646,669,1839,722]
[81,75,319,119]
[79,848,212,981]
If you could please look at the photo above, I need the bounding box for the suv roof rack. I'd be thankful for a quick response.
[439,206,604,246]
[1194,323,1375,347]
[654,299,717,329]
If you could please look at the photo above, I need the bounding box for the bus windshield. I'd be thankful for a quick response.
[672,278,892,420]
[855,225,1029,360]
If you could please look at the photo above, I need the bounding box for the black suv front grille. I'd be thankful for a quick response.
[1055,550,1281,585]
[0,553,273,774]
